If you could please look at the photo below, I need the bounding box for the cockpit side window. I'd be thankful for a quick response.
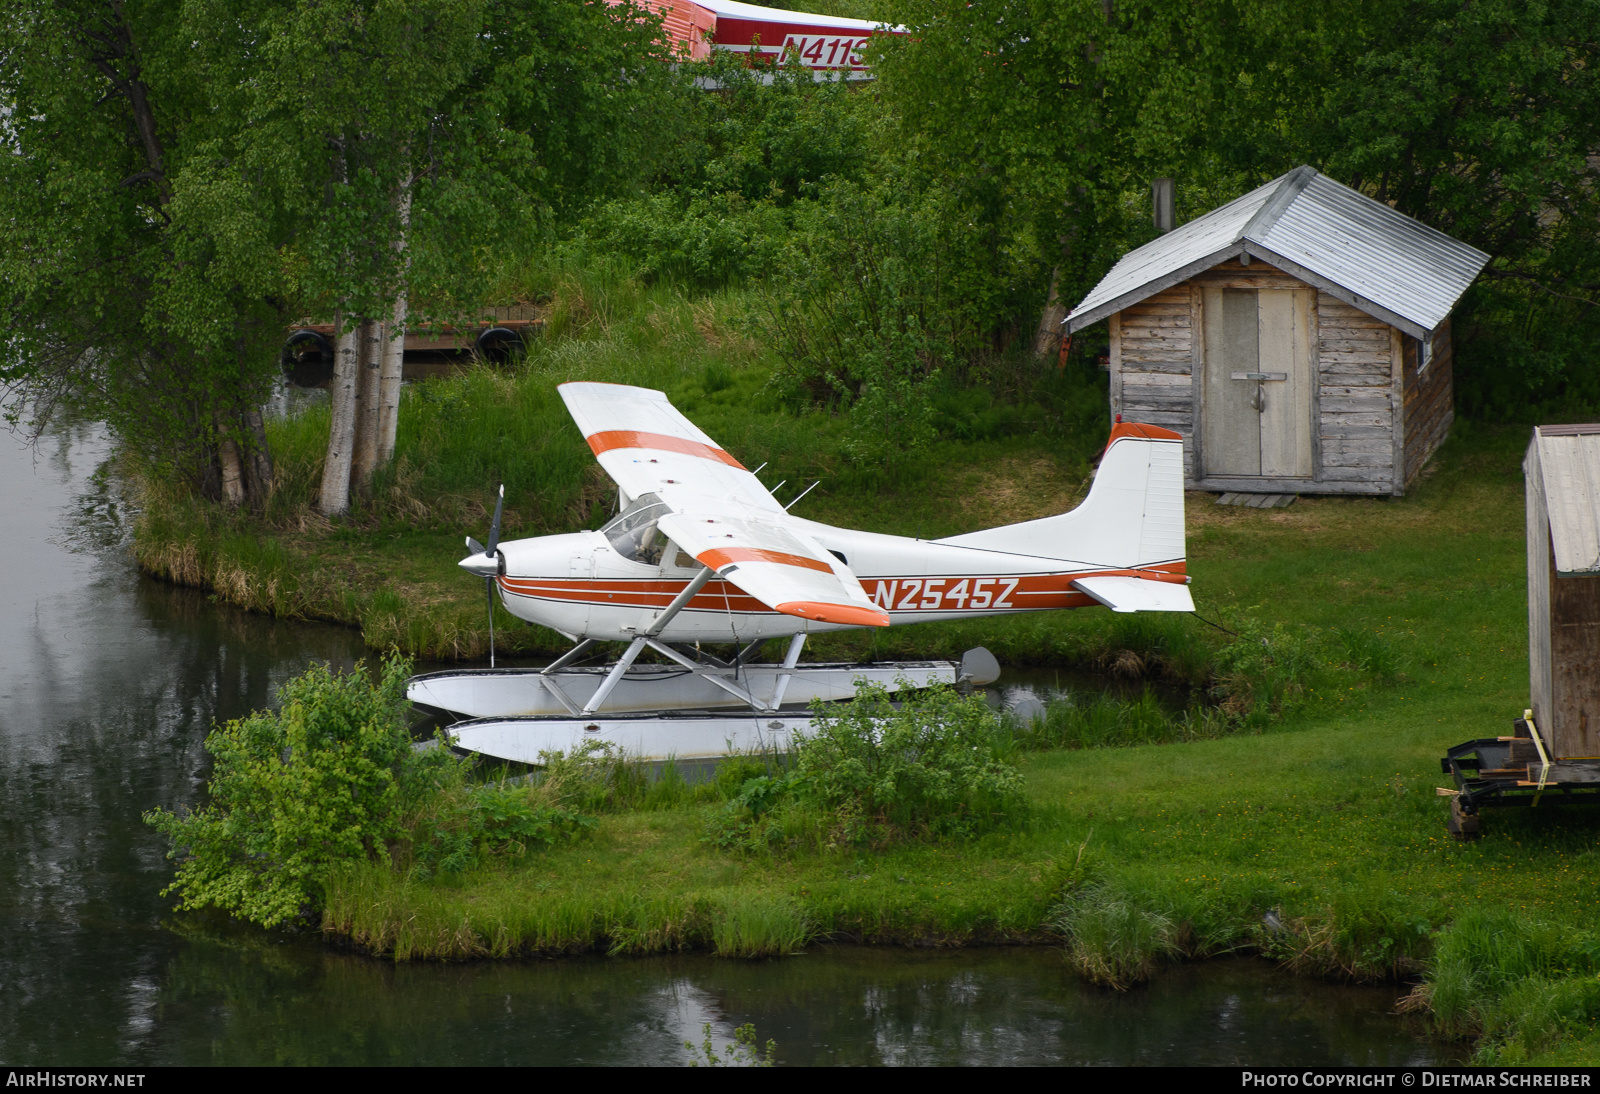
[601,493,672,565]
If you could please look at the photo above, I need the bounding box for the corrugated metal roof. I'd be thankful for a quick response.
[1533,425,1600,576]
[1066,166,1491,338]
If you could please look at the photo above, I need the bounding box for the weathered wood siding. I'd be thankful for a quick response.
[1316,292,1396,492]
[1107,256,1458,496]
[1402,316,1454,488]
[1109,286,1198,475]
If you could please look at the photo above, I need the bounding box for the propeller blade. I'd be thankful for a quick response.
[486,484,505,558]
[466,536,485,555]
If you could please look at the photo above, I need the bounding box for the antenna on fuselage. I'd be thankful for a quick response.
[785,481,820,511]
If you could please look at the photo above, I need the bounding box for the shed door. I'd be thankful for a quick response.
[1201,287,1314,478]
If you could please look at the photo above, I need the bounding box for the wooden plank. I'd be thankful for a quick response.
[1121,337,1192,354]
[1320,424,1394,440]
[1318,350,1394,365]
[1390,326,1405,496]
[1120,360,1192,376]
[1120,313,1193,328]
[1124,372,1192,388]
[1321,438,1392,458]
[1188,283,1205,485]
[1320,333,1392,350]
[1120,350,1194,366]
[1319,366,1391,381]
[1109,311,1122,423]
[1320,393,1392,414]
[1318,466,1395,483]
[1195,475,1383,495]
[1120,337,1192,354]
[1120,410,1190,426]
[1321,453,1394,469]
[1126,301,1191,315]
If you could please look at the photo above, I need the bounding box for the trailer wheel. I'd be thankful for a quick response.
[1447,797,1480,842]
[475,326,524,362]
[281,329,334,388]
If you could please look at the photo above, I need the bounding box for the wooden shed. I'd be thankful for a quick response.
[1065,167,1490,496]
[1525,425,1600,759]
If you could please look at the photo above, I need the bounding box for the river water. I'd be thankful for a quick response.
[0,425,1456,1066]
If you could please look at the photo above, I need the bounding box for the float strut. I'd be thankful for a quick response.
[768,633,807,710]
[542,639,598,676]
[583,635,648,715]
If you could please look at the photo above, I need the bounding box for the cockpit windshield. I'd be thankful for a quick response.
[601,493,672,565]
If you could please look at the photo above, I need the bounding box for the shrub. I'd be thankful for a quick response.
[145,654,456,927]
[708,683,1025,851]
[409,783,595,879]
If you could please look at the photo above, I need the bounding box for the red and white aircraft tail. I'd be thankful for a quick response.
[936,422,1187,570]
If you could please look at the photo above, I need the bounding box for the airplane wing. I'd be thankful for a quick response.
[657,497,889,628]
[558,382,782,513]
[560,382,887,628]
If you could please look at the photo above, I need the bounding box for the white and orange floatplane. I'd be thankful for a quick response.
[409,382,1193,762]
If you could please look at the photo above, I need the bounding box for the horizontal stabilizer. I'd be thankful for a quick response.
[1072,575,1194,613]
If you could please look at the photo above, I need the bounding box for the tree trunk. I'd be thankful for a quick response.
[240,406,274,507]
[376,182,412,471]
[218,431,246,507]
[351,316,382,487]
[320,311,359,516]
[1033,266,1067,359]
[377,292,407,466]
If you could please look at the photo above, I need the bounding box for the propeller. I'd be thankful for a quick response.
[463,485,505,667]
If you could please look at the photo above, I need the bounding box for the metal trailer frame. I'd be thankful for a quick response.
[1439,727,1600,838]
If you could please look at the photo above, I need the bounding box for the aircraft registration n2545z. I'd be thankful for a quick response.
[407,381,1194,763]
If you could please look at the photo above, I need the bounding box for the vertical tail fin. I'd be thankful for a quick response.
[934,423,1186,567]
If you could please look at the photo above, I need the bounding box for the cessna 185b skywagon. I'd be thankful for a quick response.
[409,381,1192,762]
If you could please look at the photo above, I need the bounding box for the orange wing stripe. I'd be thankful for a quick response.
[586,430,745,469]
[776,601,891,627]
[699,547,833,574]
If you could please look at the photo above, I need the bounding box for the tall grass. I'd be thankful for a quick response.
[1411,908,1600,1062]
[709,892,813,957]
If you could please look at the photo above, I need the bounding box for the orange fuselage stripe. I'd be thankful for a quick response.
[698,547,833,573]
[498,563,1185,616]
[586,430,746,469]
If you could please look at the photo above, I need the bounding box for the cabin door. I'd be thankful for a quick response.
[1201,287,1314,479]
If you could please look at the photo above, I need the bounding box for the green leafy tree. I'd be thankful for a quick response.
[144,654,444,927]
